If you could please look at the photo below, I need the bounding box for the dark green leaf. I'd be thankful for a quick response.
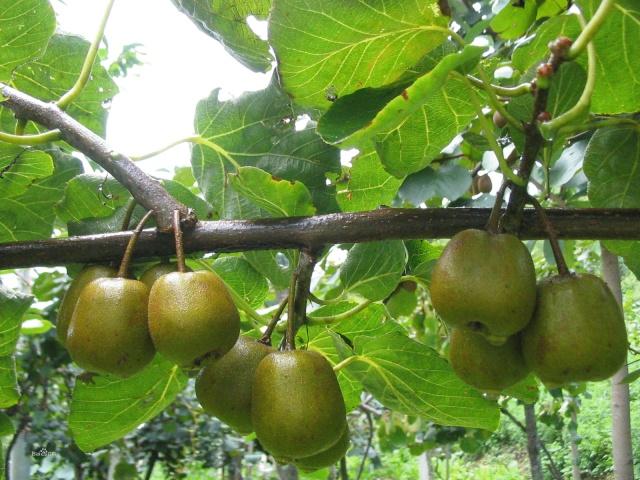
[490,0,537,40]
[212,256,269,308]
[399,163,472,205]
[0,146,53,198]
[69,357,188,451]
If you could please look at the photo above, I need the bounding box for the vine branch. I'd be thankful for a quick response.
[0,83,195,231]
[285,249,319,350]
[1,208,639,268]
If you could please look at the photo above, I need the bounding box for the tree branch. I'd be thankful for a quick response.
[0,83,195,232]
[1,208,639,269]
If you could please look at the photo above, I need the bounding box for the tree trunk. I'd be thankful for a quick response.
[524,404,544,480]
[569,406,582,480]
[276,464,299,480]
[601,245,635,480]
[8,431,30,480]
[418,451,433,480]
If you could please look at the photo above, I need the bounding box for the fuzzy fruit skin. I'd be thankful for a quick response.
[196,337,274,434]
[140,263,176,290]
[294,427,350,472]
[57,265,116,344]
[148,271,240,366]
[430,229,537,343]
[66,278,155,377]
[449,329,529,392]
[522,274,628,386]
[251,350,347,460]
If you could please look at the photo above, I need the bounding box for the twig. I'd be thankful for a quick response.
[116,210,154,278]
[259,297,288,346]
[527,195,570,275]
[2,208,640,268]
[486,181,509,234]
[0,83,195,231]
[356,409,374,480]
[285,249,319,350]
[119,198,137,231]
[173,210,186,273]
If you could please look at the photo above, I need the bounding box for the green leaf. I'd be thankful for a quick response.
[161,179,215,220]
[490,0,537,40]
[0,145,53,198]
[4,34,118,136]
[502,374,539,404]
[269,0,450,110]
[317,45,483,149]
[229,166,316,217]
[69,357,188,451]
[584,125,640,208]
[602,240,640,281]
[345,332,500,430]
[405,240,443,283]
[336,150,402,212]
[212,256,269,309]
[0,0,55,83]
[56,174,131,224]
[340,241,407,301]
[21,318,53,335]
[171,0,272,72]
[244,250,294,290]
[620,369,640,384]
[0,412,15,437]
[0,286,33,408]
[399,163,472,205]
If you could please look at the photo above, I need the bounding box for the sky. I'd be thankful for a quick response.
[54,0,272,177]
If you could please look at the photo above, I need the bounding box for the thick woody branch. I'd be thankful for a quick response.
[0,83,195,232]
[1,208,639,269]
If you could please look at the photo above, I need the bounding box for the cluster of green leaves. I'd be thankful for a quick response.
[1,0,640,476]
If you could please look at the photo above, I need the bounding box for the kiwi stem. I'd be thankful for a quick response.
[527,195,571,276]
[284,249,319,351]
[259,297,288,346]
[120,198,137,231]
[173,210,186,273]
[117,209,154,278]
[486,181,509,234]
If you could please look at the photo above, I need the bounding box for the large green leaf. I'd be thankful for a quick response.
[0,0,55,83]
[399,163,472,205]
[340,241,407,301]
[0,145,53,198]
[344,332,500,430]
[69,357,188,451]
[584,125,640,208]
[171,0,272,72]
[212,256,269,309]
[229,166,316,217]
[193,84,339,217]
[0,151,82,242]
[317,45,483,148]
[2,34,118,136]
[336,150,402,212]
[0,286,33,408]
[56,174,131,224]
[490,0,537,40]
[269,0,450,110]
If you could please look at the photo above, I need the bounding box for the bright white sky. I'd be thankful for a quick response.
[55,0,272,178]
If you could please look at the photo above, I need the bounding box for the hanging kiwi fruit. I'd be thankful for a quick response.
[148,211,240,367]
[66,210,156,377]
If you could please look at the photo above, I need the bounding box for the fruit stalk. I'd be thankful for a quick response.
[259,297,288,346]
[117,210,155,278]
[173,209,187,273]
[527,195,569,276]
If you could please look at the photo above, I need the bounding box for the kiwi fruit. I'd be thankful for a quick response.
[148,271,240,366]
[294,427,350,471]
[66,278,155,377]
[449,328,529,392]
[196,336,274,433]
[522,273,628,386]
[57,265,116,344]
[430,229,537,344]
[251,350,346,460]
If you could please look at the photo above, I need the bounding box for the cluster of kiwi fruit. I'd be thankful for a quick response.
[430,228,629,392]
[56,214,348,471]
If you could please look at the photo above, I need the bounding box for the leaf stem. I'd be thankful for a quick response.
[57,0,116,109]
[486,181,509,234]
[119,198,137,231]
[465,75,532,97]
[567,0,617,60]
[541,13,597,136]
[0,129,60,145]
[473,68,524,132]
[558,117,640,136]
[466,79,525,186]
[308,300,373,325]
[130,135,202,161]
[117,209,154,278]
[333,355,359,372]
